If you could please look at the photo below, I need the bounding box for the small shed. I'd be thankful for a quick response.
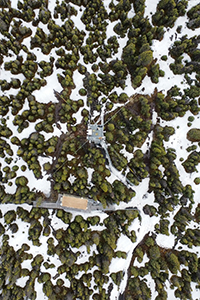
[61,194,88,210]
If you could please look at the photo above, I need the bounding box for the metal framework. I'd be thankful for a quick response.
[87,124,104,144]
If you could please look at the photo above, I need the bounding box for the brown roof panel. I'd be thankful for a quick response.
[61,195,88,210]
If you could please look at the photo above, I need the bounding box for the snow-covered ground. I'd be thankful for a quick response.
[1,0,200,299]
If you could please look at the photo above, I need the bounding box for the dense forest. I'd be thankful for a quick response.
[1,0,200,299]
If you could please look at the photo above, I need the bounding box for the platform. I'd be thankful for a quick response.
[87,124,104,144]
[61,194,88,210]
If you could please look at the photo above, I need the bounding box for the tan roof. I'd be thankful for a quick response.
[61,195,88,210]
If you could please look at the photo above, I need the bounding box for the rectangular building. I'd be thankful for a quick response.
[61,194,88,210]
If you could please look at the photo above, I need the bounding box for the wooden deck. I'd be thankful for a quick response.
[61,195,88,210]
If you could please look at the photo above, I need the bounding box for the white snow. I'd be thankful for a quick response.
[144,0,158,18]
[1,1,200,299]
[143,273,158,299]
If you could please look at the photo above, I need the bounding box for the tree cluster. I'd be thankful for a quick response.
[155,90,190,120]
[182,151,200,173]
[152,0,188,28]
[169,35,200,105]
[126,233,200,300]
[187,3,200,30]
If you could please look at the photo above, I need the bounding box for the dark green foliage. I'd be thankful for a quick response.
[170,37,193,59]
[167,85,182,97]
[185,86,200,101]
[16,131,47,179]
[0,124,12,138]
[159,219,170,235]
[0,222,5,235]
[194,177,200,185]
[180,228,200,247]
[16,207,30,222]
[58,98,80,123]
[149,124,185,215]
[0,79,11,91]
[9,223,18,233]
[56,209,72,224]
[126,277,152,299]
[161,55,167,61]
[0,136,14,160]
[31,254,44,268]
[122,42,150,87]
[0,3,200,300]
[169,35,200,105]
[81,0,108,28]
[0,95,11,116]
[0,0,10,8]
[43,225,50,236]
[11,21,32,43]
[111,271,123,286]
[39,59,53,78]
[137,50,153,67]
[128,149,148,184]
[133,0,146,14]
[38,7,51,24]
[143,204,157,217]
[187,4,200,30]
[166,253,180,274]
[128,234,200,300]
[182,151,200,173]
[4,210,16,224]
[28,219,42,244]
[162,125,175,141]
[172,207,193,234]
[155,91,189,120]
[195,203,200,222]
[187,128,200,142]
[15,176,28,186]
[149,62,165,83]
[79,88,87,96]
[152,0,188,28]
[4,56,23,74]
[121,8,163,87]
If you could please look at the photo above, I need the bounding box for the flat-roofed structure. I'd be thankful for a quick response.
[61,194,88,210]
[87,124,104,144]
[33,194,118,212]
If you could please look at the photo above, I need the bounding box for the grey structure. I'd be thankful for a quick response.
[33,195,117,212]
[87,124,104,144]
